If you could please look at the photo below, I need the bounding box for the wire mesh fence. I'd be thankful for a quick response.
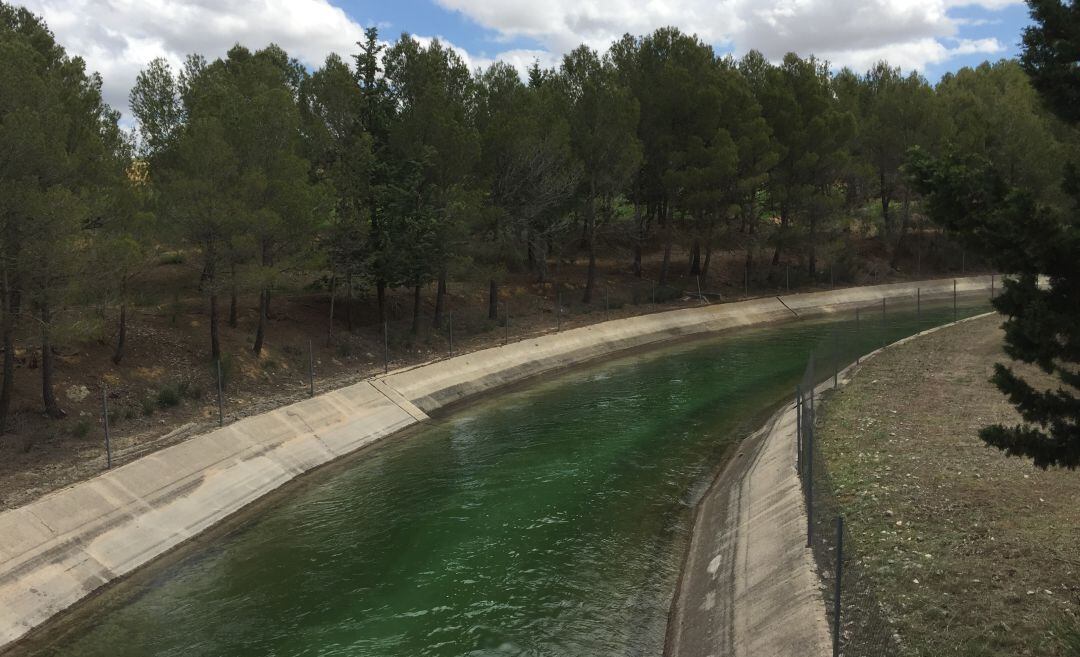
[797,336,901,657]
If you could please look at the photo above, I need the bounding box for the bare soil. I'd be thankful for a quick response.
[818,314,1080,657]
[0,235,980,512]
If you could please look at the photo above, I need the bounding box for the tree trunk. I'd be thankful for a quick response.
[890,191,913,269]
[210,290,221,361]
[583,247,597,304]
[689,239,701,275]
[345,273,353,332]
[632,203,644,278]
[880,169,892,237]
[583,193,597,304]
[433,271,446,328]
[659,206,673,285]
[701,242,713,281]
[328,273,336,342]
[0,270,15,434]
[411,283,421,335]
[41,299,62,418]
[488,279,498,320]
[252,288,268,355]
[772,212,787,266]
[228,264,238,328]
[112,302,126,365]
[376,279,386,324]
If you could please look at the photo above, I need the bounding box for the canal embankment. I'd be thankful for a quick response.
[0,276,994,650]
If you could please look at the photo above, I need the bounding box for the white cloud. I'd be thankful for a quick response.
[436,0,1021,71]
[23,0,1021,123]
[23,0,368,118]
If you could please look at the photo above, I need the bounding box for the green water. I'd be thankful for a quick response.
[34,301,990,657]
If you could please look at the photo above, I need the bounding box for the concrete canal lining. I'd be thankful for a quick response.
[0,276,994,649]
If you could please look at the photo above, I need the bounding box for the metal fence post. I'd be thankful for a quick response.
[881,298,887,348]
[744,263,749,298]
[830,264,834,288]
[557,292,562,332]
[917,287,921,319]
[503,301,509,345]
[807,418,814,548]
[696,275,703,305]
[448,311,454,357]
[786,264,790,292]
[308,339,314,398]
[102,385,112,469]
[833,515,845,657]
[796,386,802,474]
[605,288,610,317]
[383,320,389,374]
[953,279,958,321]
[216,359,224,427]
[833,333,839,388]
[991,274,995,299]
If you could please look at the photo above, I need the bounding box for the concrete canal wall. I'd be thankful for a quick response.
[0,275,994,648]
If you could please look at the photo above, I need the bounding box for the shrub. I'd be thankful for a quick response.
[71,419,92,439]
[177,380,203,401]
[140,396,156,416]
[156,385,181,408]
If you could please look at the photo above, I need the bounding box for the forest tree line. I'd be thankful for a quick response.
[0,1,1074,431]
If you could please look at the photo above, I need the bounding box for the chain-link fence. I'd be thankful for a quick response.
[796,326,907,657]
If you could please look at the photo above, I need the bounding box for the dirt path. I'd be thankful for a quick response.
[817,314,1080,656]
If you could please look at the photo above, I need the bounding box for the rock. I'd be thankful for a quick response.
[885,509,894,517]
[65,384,90,403]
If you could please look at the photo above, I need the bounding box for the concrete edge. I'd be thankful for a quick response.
[664,308,998,657]
[0,276,996,649]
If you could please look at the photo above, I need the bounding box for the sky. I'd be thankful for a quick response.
[20,0,1033,121]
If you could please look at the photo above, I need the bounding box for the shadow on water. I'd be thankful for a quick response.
[21,299,991,657]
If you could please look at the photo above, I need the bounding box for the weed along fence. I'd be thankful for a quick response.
[793,285,998,657]
[798,348,900,657]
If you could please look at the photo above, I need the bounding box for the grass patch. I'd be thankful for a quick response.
[816,315,1080,657]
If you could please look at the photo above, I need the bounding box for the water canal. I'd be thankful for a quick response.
[29,300,990,657]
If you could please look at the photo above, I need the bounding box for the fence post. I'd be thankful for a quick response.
[786,264,790,292]
[953,279,958,321]
[102,385,112,469]
[503,301,509,345]
[308,339,314,398]
[991,274,995,299]
[651,281,657,305]
[917,287,921,319]
[605,288,610,317]
[806,417,814,548]
[881,298,887,349]
[696,275,703,305]
[833,518,842,657]
[833,515,845,657]
[448,311,454,357]
[557,291,562,332]
[796,386,802,474]
[383,320,389,375]
[830,264,834,288]
[744,263,749,299]
[216,359,224,427]
[833,333,839,388]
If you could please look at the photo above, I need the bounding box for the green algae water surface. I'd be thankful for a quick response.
[34,301,989,657]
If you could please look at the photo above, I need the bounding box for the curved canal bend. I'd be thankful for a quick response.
[27,301,988,657]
